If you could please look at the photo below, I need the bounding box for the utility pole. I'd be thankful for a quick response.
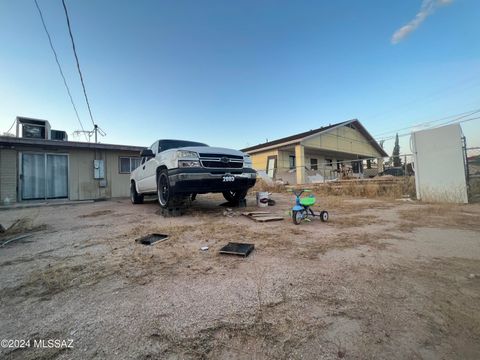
[73,124,105,143]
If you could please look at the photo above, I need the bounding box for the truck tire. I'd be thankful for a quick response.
[157,169,174,208]
[222,188,248,203]
[131,182,144,204]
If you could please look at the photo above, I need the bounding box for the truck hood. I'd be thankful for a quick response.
[177,146,246,157]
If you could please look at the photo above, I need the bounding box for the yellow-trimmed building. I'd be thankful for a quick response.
[241,119,388,184]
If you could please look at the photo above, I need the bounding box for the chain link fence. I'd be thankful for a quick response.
[257,153,416,198]
[466,147,480,202]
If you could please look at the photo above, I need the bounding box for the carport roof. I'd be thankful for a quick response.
[241,119,388,157]
[0,136,145,152]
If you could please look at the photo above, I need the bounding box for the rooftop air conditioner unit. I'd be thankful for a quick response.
[16,117,51,139]
[50,130,68,141]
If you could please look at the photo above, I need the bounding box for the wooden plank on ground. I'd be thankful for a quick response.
[252,216,284,222]
[242,211,271,216]
[242,211,284,222]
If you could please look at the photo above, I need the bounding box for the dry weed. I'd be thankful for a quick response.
[78,209,114,218]
[250,178,287,193]
[398,204,480,231]
[302,178,410,199]
[332,215,379,228]
[0,217,48,245]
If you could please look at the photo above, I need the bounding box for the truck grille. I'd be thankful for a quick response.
[199,153,244,169]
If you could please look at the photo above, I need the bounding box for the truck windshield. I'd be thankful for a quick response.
[158,140,209,153]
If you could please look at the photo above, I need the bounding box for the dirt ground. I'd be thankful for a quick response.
[1,192,479,360]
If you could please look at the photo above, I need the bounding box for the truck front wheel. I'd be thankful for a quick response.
[157,169,173,208]
[222,189,248,203]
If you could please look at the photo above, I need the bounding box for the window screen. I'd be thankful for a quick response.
[131,158,141,171]
[310,158,318,170]
[119,158,131,173]
[120,157,142,173]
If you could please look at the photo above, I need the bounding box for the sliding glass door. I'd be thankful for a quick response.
[46,154,68,198]
[22,153,46,200]
[22,153,68,200]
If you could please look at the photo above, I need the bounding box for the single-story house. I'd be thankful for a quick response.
[241,119,388,184]
[0,117,144,204]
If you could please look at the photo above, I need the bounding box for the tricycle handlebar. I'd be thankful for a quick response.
[289,189,312,196]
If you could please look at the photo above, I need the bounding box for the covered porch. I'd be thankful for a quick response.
[270,144,384,185]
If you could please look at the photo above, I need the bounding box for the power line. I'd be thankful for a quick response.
[61,0,96,129]
[376,109,480,142]
[33,0,88,141]
[382,116,480,144]
[373,108,480,138]
[5,119,16,134]
[366,75,480,122]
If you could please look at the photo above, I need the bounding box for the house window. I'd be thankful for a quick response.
[326,158,333,167]
[119,157,141,174]
[310,158,318,170]
[351,160,363,173]
[289,155,296,170]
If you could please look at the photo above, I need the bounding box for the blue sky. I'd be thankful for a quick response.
[0,0,479,155]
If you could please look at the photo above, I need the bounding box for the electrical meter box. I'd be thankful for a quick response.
[93,160,105,179]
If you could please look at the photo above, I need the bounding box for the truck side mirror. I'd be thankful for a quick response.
[140,149,154,158]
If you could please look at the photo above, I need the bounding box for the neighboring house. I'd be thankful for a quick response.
[0,117,144,204]
[241,119,388,185]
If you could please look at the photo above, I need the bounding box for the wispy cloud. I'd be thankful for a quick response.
[391,0,454,44]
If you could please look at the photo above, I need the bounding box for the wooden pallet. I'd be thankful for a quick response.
[242,211,284,222]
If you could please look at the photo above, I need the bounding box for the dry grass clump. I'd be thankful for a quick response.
[3,259,116,301]
[295,232,388,260]
[250,178,287,193]
[0,217,47,241]
[294,177,415,200]
[398,204,480,231]
[78,209,114,218]
[332,215,380,227]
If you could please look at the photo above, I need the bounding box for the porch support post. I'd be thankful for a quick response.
[377,157,384,173]
[295,144,306,184]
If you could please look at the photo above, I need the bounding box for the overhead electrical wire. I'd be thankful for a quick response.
[366,76,480,122]
[33,0,88,141]
[61,0,96,129]
[5,119,16,134]
[376,110,480,142]
[373,108,480,138]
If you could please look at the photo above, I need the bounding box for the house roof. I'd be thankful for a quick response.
[0,136,145,153]
[241,119,388,157]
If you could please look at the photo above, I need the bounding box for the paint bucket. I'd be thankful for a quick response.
[256,192,269,207]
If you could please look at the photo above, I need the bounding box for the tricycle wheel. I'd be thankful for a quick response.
[292,210,304,225]
[320,210,329,222]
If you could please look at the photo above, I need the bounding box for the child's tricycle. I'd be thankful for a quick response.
[290,189,329,225]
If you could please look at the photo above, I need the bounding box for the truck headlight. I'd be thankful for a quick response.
[243,154,252,168]
[178,160,201,168]
[177,150,198,159]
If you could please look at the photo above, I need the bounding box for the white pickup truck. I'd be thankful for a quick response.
[130,139,257,209]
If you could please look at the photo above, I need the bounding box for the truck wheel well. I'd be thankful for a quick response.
[156,166,168,181]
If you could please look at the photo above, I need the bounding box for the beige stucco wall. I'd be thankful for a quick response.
[0,149,17,204]
[0,146,138,203]
[69,149,138,200]
[250,149,278,172]
[302,126,382,158]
